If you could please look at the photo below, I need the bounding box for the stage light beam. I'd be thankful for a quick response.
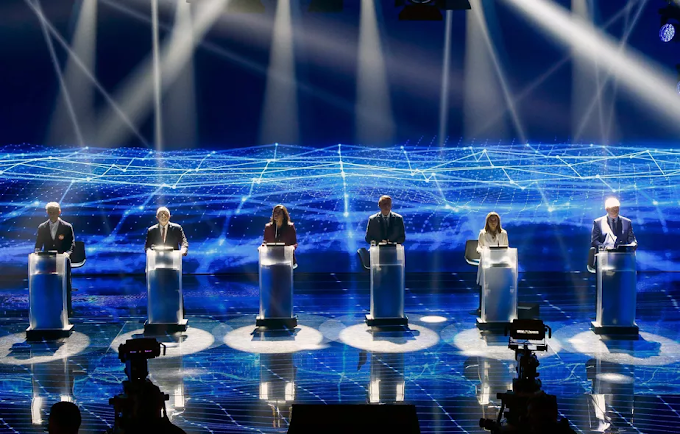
[356,0,395,145]
[501,0,680,135]
[438,10,452,147]
[48,0,97,146]
[260,0,299,145]
[465,1,523,142]
[98,0,230,147]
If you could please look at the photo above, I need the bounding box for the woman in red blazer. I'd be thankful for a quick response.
[263,204,298,264]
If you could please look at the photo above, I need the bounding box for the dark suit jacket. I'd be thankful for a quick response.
[591,215,637,248]
[35,219,75,255]
[145,222,189,252]
[365,212,406,244]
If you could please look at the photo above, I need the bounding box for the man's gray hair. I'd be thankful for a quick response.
[604,197,620,210]
[45,202,61,212]
[156,206,170,217]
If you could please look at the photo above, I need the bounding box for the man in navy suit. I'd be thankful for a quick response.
[35,202,76,316]
[365,195,406,244]
[144,207,188,255]
[591,197,637,250]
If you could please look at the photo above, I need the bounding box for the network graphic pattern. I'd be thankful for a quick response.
[0,142,678,273]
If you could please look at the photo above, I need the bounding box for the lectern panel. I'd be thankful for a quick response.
[258,245,295,321]
[28,253,69,331]
[146,250,183,325]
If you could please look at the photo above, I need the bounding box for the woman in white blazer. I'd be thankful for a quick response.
[475,212,509,314]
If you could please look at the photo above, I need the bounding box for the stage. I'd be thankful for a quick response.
[0,272,679,433]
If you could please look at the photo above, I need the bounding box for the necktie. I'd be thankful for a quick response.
[162,226,166,244]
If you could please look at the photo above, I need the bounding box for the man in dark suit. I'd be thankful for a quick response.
[591,197,637,250]
[144,207,188,255]
[365,195,406,244]
[35,202,76,316]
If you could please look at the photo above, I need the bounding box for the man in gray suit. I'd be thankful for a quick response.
[365,195,406,244]
[591,197,637,250]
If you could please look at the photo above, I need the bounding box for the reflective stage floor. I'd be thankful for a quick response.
[1,272,680,433]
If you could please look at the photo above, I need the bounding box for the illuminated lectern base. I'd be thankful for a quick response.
[365,244,408,327]
[591,250,638,337]
[26,253,73,340]
[257,244,298,329]
[144,249,187,335]
[477,247,518,331]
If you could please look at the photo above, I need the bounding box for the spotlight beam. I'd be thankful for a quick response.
[472,3,526,143]
[472,0,650,137]
[48,0,97,146]
[152,0,163,149]
[260,0,298,144]
[31,0,84,146]
[573,0,646,143]
[438,10,453,147]
[22,0,150,147]
[501,0,680,135]
[97,0,229,147]
[356,0,394,145]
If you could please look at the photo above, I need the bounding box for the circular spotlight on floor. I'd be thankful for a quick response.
[338,323,439,353]
[595,372,634,384]
[0,332,91,365]
[660,23,677,42]
[418,315,448,324]
[441,326,562,361]
[223,325,326,354]
[558,328,680,366]
[110,328,215,359]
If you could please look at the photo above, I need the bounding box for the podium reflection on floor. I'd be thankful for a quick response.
[586,358,635,432]
[147,338,186,421]
[464,356,514,421]
[369,353,405,404]
[259,353,296,428]
[29,354,86,427]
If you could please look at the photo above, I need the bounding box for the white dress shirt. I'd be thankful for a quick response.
[49,218,61,240]
[160,223,168,244]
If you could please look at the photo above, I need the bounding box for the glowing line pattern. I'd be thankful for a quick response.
[0,142,678,273]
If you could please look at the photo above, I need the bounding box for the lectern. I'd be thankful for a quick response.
[365,243,407,327]
[27,252,73,340]
[477,247,518,330]
[592,249,638,335]
[144,247,187,334]
[257,243,297,328]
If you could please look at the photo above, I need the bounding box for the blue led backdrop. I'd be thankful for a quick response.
[1,142,677,274]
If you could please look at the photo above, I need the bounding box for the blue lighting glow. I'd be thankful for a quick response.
[1,143,679,274]
[660,23,676,42]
